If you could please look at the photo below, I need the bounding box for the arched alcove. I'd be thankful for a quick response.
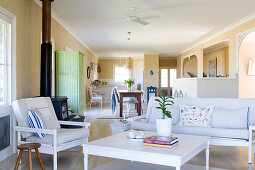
[203,40,229,77]
[238,31,255,98]
[182,55,198,78]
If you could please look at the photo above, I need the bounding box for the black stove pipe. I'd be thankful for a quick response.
[40,0,54,97]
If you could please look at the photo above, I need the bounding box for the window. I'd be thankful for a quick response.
[170,69,177,87]
[0,19,11,105]
[160,69,168,87]
[114,65,129,82]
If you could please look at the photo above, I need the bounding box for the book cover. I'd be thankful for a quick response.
[143,136,178,145]
[143,141,179,149]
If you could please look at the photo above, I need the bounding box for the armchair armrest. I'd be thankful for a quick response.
[128,114,147,122]
[14,126,56,135]
[14,126,58,147]
[58,120,91,128]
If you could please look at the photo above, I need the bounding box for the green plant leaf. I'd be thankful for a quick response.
[154,90,176,119]
[160,91,165,97]
[154,99,163,104]
[165,111,172,118]
[159,95,164,101]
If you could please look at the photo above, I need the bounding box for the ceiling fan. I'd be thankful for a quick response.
[109,7,160,25]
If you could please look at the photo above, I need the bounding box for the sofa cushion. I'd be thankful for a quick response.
[211,108,248,129]
[148,97,255,127]
[12,99,34,138]
[248,107,255,126]
[12,97,61,139]
[131,121,249,140]
[26,128,90,145]
[26,97,60,130]
[148,106,179,125]
[172,125,249,140]
[146,96,157,121]
[179,105,215,127]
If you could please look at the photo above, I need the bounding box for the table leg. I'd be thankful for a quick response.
[120,94,123,117]
[35,148,45,170]
[14,150,23,170]
[28,149,33,170]
[206,141,210,170]
[84,152,88,170]
[137,95,141,116]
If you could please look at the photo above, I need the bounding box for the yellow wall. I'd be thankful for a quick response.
[98,58,130,80]
[159,58,177,68]
[239,42,255,98]
[132,57,144,63]
[144,54,159,95]
[203,46,229,76]
[183,55,197,77]
[0,0,98,104]
[177,17,255,78]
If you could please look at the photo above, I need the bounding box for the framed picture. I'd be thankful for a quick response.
[90,62,94,71]
[208,58,217,77]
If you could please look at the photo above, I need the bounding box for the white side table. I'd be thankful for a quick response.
[110,121,131,135]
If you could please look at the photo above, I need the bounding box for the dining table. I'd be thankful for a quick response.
[118,90,144,117]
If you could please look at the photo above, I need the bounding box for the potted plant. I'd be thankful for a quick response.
[124,78,134,92]
[155,91,174,137]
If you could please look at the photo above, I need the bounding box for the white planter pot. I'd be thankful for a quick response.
[156,118,172,137]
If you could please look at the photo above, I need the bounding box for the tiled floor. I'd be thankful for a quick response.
[0,104,255,170]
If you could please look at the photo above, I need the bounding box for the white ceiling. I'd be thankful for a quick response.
[44,0,255,58]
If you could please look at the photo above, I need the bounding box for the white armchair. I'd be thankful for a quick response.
[12,97,90,170]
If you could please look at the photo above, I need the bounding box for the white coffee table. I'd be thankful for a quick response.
[82,131,210,170]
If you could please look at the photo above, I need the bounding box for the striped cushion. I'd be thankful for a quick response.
[28,109,46,139]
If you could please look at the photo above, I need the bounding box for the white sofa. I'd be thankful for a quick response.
[130,97,255,164]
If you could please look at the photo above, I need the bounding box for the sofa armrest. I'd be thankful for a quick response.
[58,120,91,128]
[128,114,147,122]
[14,126,56,134]
[249,125,255,131]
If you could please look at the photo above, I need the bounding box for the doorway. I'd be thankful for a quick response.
[159,68,176,96]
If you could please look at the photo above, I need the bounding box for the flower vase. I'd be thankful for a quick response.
[127,85,132,92]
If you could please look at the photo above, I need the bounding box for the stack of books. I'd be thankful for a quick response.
[143,136,179,148]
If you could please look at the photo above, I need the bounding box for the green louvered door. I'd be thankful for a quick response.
[56,51,84,115]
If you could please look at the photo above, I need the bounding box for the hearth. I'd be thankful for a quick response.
[51,96,85,128]
[51,96,69,120]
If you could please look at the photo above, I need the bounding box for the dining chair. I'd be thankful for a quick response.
[89,86,103,109]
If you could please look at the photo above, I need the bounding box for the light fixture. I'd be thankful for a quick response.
[248,59,255,75]
[126,32,132,69]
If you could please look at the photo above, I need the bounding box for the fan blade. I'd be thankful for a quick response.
[139,16,160,20]
[108,18,130,24]
[133,18,149,25]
